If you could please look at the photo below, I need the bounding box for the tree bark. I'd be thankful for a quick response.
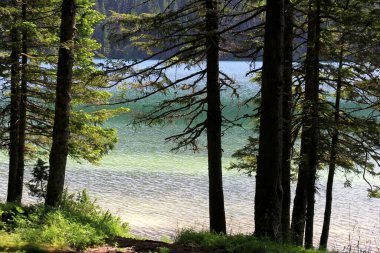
[282,0,293,242]
[319,46,344,250]
[291,0,321,247]
[45,0,76,207]
[254,0,284,241]
[7,2,21,203]
[15,0,28,202]
[304,0,321,248]
[205,0,226,234]
[291,125,309,245]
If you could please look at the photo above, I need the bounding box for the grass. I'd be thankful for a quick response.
[0,190,129,252]
[0,193,341,253]
[175,229,329,253]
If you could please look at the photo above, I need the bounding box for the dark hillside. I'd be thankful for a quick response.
[92,0,254,59]
[93,0,183,58]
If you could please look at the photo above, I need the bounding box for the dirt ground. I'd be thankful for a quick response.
[85,237,220,253]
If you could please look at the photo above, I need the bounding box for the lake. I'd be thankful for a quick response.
[0,60,379,251]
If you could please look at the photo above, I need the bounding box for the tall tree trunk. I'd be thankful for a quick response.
[291,0,321,246]
[254,0,284,241]
[304,0,321,248]
[319,46,344,250]
[205,0,226,234]
[282,0,293,242]
[45,0,76,207]
[7,3,21,203]
[15,0,28,202]
[291,123,309,245]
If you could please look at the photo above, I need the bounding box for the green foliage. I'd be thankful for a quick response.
[57,190,128,239]
[0,191,129,251]
[175,230,326,253]
[0,0,127,165]
[0,203,28,231]
[367,186,380,198]
[69,108,129,164]
[16,211,102,250]
[227,136,258,177]
[158,247,170,253]
[25,159,49,200]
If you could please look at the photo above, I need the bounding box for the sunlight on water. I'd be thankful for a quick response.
[0,61,379,251]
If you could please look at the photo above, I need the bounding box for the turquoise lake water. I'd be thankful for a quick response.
[0,61,379,251]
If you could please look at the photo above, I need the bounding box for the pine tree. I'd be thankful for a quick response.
[105,0,260,233]
[205,0,226,234]
[14,0,28,202]
[254,0,285,241]
[45,0,77,207]
[291,0,321,247]
[318,0,380,247]
[6,0,21,203]
[0,0,124,204]
[281,0,294,241]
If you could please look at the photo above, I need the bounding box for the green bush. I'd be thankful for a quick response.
[0,190,129,251]
[57,190,128,240]
[0,203,36,232]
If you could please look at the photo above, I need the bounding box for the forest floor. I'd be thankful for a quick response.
[85,237,208,253]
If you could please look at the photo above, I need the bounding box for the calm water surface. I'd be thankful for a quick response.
[0,61,379,251]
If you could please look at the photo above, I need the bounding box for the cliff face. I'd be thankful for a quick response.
[94,0,175,14]
[92,0,252,60]
[93,0,179,58]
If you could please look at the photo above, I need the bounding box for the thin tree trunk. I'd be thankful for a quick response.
[319,46,344,250]
[282,0,293,242]
[205,0,226,234]
[254,0,284,241]
[7,4,21,203]
[45,0,76,207]
[291,0,321,246]
[291,126,309,245]
[304,0,321,248]
[15,0,28,202]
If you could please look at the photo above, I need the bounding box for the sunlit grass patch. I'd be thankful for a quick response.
[175,229,329,253]
[0,190,129,252]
